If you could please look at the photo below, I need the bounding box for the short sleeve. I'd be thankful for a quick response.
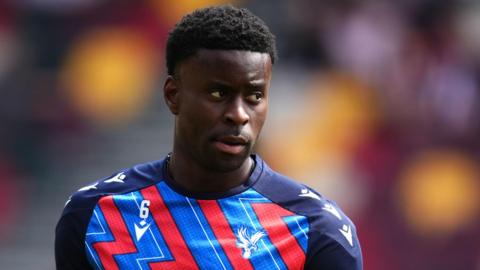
[303,198,363,270]
[55,212,93,270]
[304,232,363,270]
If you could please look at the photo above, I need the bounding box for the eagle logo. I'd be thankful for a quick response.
[236,227,265,259]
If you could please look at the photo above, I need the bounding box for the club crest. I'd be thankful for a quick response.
[236,227,265,259]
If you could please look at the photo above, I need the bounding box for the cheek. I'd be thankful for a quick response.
[178,98,217,136]
[251,105,268,133]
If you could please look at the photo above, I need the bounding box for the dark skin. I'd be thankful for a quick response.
[164,49,272,193]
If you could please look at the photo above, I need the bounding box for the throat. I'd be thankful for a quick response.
[166,154,255,194]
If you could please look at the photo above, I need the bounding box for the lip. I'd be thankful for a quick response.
[213,135,249,154]
[216,135,248,145]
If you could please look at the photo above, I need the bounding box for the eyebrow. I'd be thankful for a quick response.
[248,79,267,88]
[206,78,267,88]
[205,80,233,90]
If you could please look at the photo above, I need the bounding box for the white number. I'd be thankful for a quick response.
[139,200,151,219]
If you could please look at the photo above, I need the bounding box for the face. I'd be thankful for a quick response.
[164,49,272,172]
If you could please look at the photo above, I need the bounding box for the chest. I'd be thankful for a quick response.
[85,185,309,270]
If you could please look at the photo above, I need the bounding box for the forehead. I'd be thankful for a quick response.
[178,49,272,84]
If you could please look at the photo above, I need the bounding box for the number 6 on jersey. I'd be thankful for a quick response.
[139,200,150,220]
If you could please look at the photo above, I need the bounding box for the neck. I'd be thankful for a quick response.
[167,151,254,194]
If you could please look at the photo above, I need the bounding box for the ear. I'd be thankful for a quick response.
[163,75,180,115]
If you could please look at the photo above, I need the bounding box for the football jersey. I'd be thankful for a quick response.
[55,155,362,269]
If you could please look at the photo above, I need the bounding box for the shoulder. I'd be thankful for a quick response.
[61,159,164,217]
[55,159,165,267]
[252,157,342,219]
[253,157,363,269]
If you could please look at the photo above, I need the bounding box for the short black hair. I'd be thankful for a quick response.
[166,5,277,75]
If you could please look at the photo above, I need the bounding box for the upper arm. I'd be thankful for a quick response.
[304,234,363,270]
[304,199,363,270]
[55,213,93,270]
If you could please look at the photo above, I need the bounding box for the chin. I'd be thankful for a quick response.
[203,152,250,173]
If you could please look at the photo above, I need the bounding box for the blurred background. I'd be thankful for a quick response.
[1,0,480,269]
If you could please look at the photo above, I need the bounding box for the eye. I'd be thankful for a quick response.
[246,92,264,103]
[210,90,225,99]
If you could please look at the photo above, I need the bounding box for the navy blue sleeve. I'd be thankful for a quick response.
[55,184,102,270]
[305,233,362,270]
[55,210,93,270]
[304,199,363,270]
[55,182,104,270]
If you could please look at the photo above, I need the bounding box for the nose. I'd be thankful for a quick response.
[224,97,249,126]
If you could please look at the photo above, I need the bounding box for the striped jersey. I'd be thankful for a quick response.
[55,155,362,269]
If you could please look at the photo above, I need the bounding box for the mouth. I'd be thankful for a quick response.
[213,135,249,155]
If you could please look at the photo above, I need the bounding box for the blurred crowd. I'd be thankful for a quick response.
[1,0,480,269]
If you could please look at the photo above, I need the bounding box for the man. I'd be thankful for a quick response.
[55,5,362,270]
